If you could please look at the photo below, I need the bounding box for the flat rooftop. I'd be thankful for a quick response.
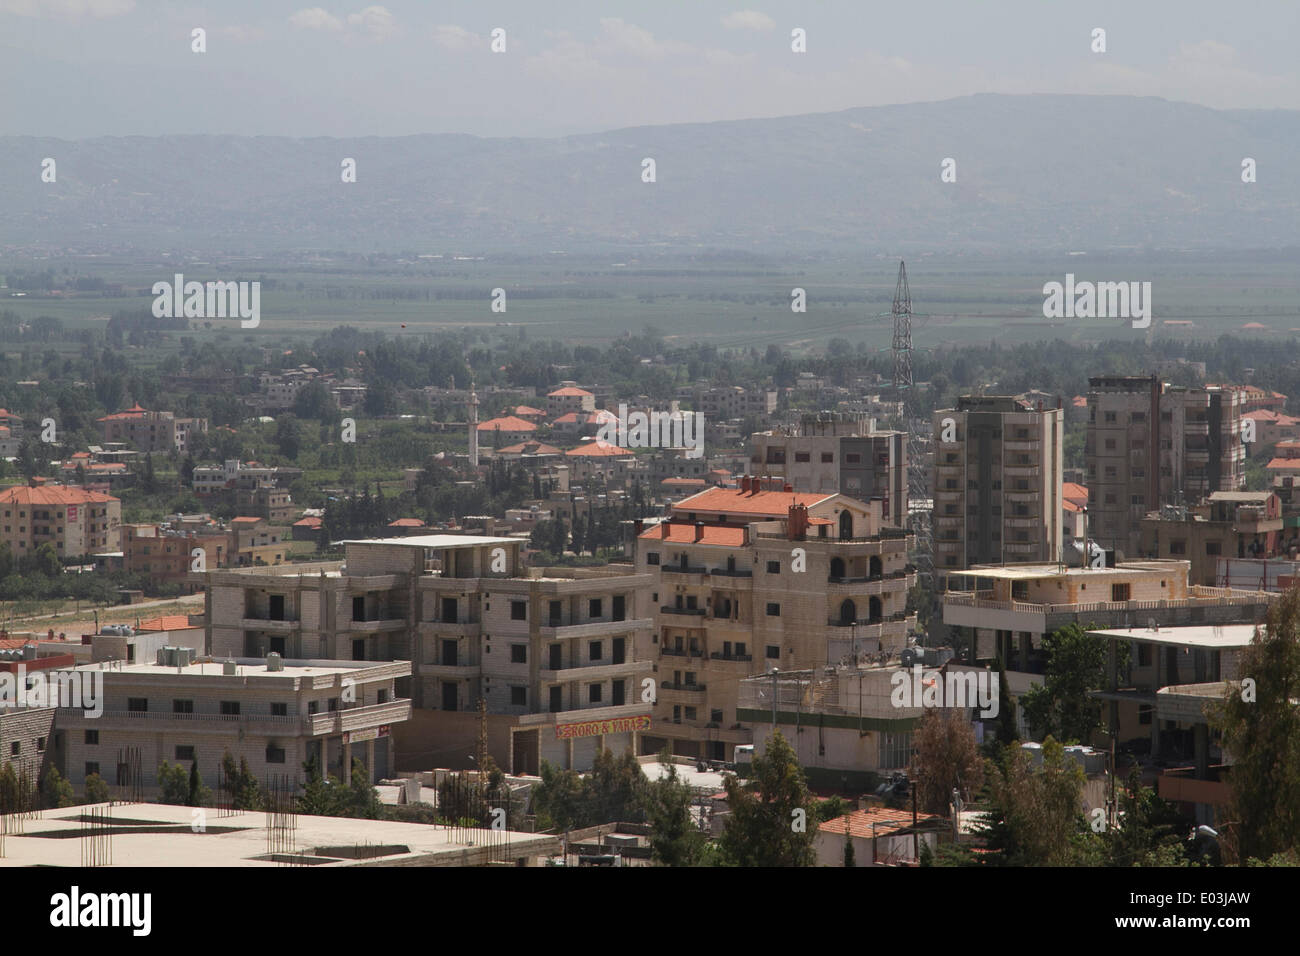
[950,561,1188,581]
[75,657,409,679]
[0,802,557,867]
[342,535,520,550]
[1086,624,1262,649]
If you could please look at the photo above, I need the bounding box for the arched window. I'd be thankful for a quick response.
[839,599,856,626]
[839,511,853,540]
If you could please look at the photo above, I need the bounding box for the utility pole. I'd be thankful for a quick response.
[770,667,780,734]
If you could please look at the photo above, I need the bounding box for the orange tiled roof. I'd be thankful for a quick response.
[638,522,748,547]
[477,416,537,432]
[1266,458,1300,470]
[547,386,593,397]
[497,441,563,455]
[673,486,832,517]
[514,405,545,417]
[0,486,117,505]
[137,615,200,632]
[96,403,149,422]
[818,806,944,839]
[230,516,264,524]
[293,516,322,527]
[388,518,424,527]
[565,440,633,457]
[662,477,707,486]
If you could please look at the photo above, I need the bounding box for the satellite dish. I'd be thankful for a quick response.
[1148,618,1159,632]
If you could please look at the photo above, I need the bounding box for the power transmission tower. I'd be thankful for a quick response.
[891,262,913,396]
[890,261,933,597]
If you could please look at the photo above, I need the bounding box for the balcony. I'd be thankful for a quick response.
[538,660,653,682]
[709,652,753,663]
[663,565,707,576]
[539,617,653,640]
[418,620,482,639]
[56,707,304,733]
[661,606,706,617]
[304,698,412,737]
[346,616,408,634]
[707,567,753,579]
[241,616,300,632]
[660,681,707,694]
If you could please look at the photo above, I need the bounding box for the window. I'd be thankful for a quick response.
[37,737,46,752]
[84,730,99,745]
[9,741,19,756]
[1169,540,1186,555]
[821,452,834,463]
[308,701,319,715]
[1138,705,1153,726]
[1137,644,1153,667]
[766,603,781,616]
[266,745,286,764]
[1111,583,1131,602]
[766,560,780,573]
[511,600,527,621]
[328,699,339,712]
[846,453,861,464]
[766,645,780,660]
[176,745,196,762]
[647,552,660,566]
[589,641,603,661]
[173,699,193,714]
[510,644,527,664]
[550,686,563,712]
[271,702,288,716]
[220,701,241,716]
[589,684,602,704]
[1206,541,1221,555]
[795,452,810,463]
[128,697,148,713]
[510,686,527,706]
[880,731,912,769]
[589,598,603,618]
[684,706,698,721]
[85,762,100,778]
[711,709,724,723]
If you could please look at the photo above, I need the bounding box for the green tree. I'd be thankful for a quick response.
[187,761,210,806]
[84,773,110,804]
[275,414,302,460]
[647,754,705,867]
[531,761,587,832]
[1105,766,1190,867]
[0,761,18,812]
[40,766,76,809]
[220,749,264,811]
[978,738,1088,866]
[718,730,816,867]
[911,708,985,815]
[157,761,189,804]
[1211,587,1300,863]
[993,662,1018,746]
[1020,623,1108,743]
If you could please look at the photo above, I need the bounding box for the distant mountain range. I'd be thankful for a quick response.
[2,94,1297,255]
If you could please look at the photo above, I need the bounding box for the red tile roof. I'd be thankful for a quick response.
[96,403,149,422]
[565,440,633,457]
[230,516,264,524]
[638,522,748,547]
[514,405,545,417]
[818,806,944,839]
[388,518,425,527]
[293,516,322,527]
[0,486,117,505]
[477,416,538,433]
[137,614,200,632]
[1266,458,1300,470]
[673,486,832,517]
[497,441,563,455]
[548,387,593,397]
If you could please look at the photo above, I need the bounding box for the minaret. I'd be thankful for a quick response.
[468,382,480,468]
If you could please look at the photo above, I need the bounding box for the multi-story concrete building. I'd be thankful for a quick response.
[749,414,908,527]
[1137,491,1285,585]
[932,396,1064,576]
[55,655,411,793]
[0,480,121,557]
[1087,376,1247,556]
[697,386,778,422]
[123,523,231,587]
[195,535,655,775]
[630,478,916,761]
[546,385,595,419]
[95,404,207,453]
[942,560,1274,712]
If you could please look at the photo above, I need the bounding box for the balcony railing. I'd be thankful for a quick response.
[710,652,753,662]
[661,606,706,616]
[660,681,707,693]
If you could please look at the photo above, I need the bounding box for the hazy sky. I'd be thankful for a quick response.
[3,0,1298,138]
